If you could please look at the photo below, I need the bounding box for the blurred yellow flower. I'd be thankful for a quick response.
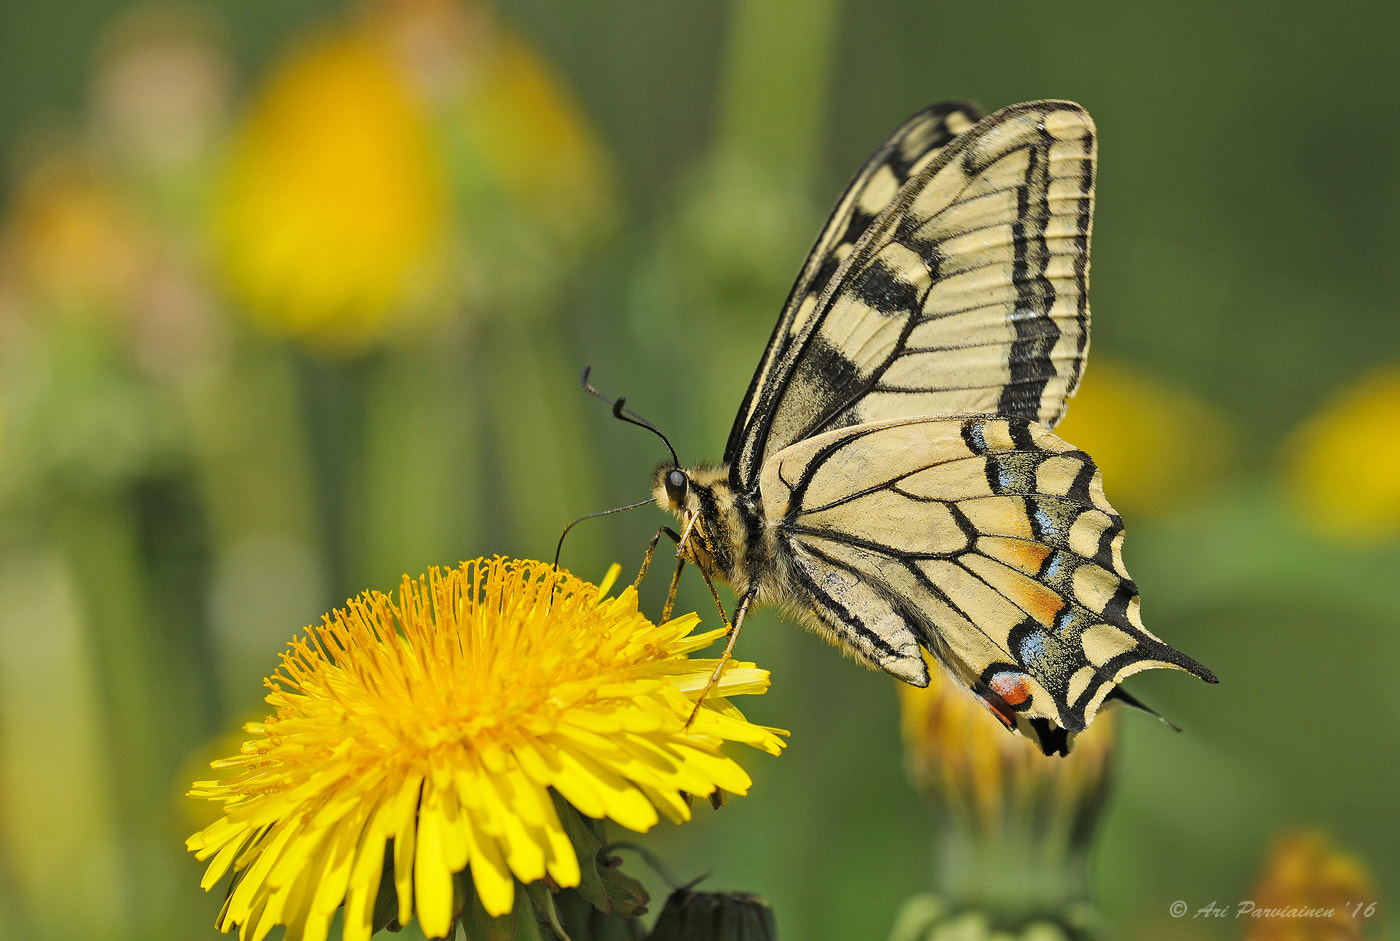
[426,3,617,313]
[5,154,150,318]
[1285,366,1400,542]
[898,656,1115,845]
[213,29,450,354]
[1243,829,1379,941]
[366,0,616,239]
[1055,360,1232,517]
[187,557,783,941]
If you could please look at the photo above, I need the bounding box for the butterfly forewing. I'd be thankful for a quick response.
[729,101,1096,493]
[725,102,985,476]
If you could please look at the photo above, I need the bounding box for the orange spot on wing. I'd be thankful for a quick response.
[1000,539,1052,574]
[989,671,1032,706]
[1005,578,1065,626]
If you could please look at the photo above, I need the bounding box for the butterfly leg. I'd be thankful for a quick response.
[661,554,684,622]
[635,526,687,622]
[684,588,754,729]
[633,527,662,588]
[634,525,682,587]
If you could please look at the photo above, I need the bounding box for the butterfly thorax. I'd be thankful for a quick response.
[653,463,771,598]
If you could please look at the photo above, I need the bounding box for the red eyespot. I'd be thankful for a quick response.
[989,671,1032,706]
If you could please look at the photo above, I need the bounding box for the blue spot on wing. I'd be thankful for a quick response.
[1018,632,1048,667]
[1042,551,1070,582]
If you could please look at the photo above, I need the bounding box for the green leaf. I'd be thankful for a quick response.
[597,861,648,920]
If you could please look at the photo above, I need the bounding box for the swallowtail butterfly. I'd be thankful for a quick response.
[652,100,1215,755]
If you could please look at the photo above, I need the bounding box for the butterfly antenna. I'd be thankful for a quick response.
[554,497,656,569]
[580,366,681,467]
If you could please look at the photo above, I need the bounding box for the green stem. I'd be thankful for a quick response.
[933,817,1092,923]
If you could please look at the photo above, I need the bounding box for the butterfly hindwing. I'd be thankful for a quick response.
[729,101,1096,493]
[758,415,1212,754]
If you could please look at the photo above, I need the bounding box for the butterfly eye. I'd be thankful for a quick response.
[664,469,688,506]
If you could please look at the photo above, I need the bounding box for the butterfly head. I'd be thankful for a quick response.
[652,462,744,582]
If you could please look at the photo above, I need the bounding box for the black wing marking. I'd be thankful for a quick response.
[724,102,985,476]
[758,416,1215,755]
[730,101,1096,494]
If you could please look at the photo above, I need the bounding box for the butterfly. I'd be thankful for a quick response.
[650,100,1216,756]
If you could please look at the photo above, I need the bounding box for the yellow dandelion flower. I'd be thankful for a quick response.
[212,29,450,354]
[1286,366,1400,542]
[186,557,784,941]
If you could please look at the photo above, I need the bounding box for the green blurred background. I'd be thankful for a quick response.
[0,0,1394,938]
